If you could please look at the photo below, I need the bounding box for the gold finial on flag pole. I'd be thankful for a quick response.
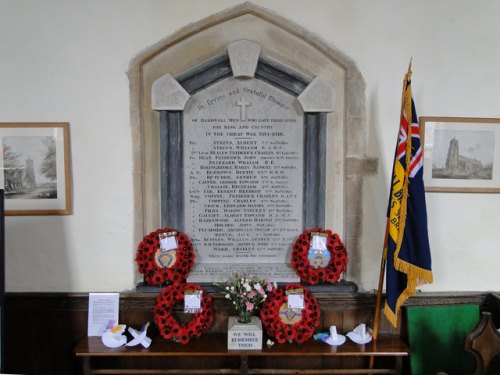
[406,58,413,81]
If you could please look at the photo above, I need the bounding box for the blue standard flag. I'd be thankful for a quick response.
[383,66,433,327]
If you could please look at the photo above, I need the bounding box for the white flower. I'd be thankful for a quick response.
[243,283,252,292]
[226,286,230,290]
[230,286,235,291]
[263,294,267,299]
[254,283,262,291]
[225,294,230,299]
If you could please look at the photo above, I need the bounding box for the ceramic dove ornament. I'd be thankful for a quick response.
[346,323,372,344]
[101,323,127,348]
[322,325,346,346]
[126,322,152,348]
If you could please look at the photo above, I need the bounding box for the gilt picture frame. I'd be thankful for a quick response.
[0,122,72,215]
[420,116,500,193]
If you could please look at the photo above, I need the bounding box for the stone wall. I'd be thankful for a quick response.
[129,2,377,286]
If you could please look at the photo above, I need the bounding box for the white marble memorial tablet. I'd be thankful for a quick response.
[184,77,303,282]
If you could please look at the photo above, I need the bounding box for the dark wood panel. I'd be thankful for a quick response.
[4,291,493,375]
[4,305,33,374]
[486,293,500,328]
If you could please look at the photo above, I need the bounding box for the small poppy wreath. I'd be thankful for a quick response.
[136,228,195,285]
[154,283,213,344]
[260,283,320,344]
[291,228,348,285]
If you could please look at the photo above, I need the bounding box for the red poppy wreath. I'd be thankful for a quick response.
[260,283,320,344]
[136,228,195,285]
[154,283,213,344]
[291,228,348,285]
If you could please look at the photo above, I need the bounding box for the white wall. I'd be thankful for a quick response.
[1,0,499,292]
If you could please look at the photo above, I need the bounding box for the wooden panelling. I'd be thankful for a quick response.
[4,291,492,375]
[486,293,500,328]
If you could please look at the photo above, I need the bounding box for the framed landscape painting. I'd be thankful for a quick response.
[420,117,500,193]
[0,123,72,215]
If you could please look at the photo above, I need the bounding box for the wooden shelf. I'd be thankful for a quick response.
[75,334,408,375]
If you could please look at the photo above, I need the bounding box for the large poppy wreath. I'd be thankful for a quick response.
[154,283,213,344]
[260,283,320,344]
[136,228,195,285]
[291,228,348,285]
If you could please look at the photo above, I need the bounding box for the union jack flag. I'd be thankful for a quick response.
[383,66,433,327]
[396,104,424,178]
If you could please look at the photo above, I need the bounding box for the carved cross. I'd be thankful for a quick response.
[237,97,251,121]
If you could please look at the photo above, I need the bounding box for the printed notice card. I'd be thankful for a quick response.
[88,293,120,336]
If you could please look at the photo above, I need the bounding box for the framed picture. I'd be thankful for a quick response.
[420,117,500,193]
[0,123,72,215]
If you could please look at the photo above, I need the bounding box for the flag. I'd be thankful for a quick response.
[383,65,433,327]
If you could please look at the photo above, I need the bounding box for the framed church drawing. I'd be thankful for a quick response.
[0,122,72,215]
[420,116,500,193]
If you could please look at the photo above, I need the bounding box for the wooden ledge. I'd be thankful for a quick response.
[75,333,409,357]
[75,334,408,375]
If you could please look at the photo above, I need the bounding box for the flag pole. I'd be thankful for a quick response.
[372,221,389,341]
[373,59,412,341]
[368,222,389,372]
[369,60,413,371]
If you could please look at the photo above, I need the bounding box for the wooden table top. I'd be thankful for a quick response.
[75,334,409,358]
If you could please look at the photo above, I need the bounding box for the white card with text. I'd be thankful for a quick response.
[87,293,119,336]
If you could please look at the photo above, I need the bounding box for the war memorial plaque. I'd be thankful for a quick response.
[184,77,303,282]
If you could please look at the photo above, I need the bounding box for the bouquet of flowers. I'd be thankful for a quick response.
[215,273,275,323]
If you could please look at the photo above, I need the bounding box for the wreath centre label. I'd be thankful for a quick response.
[154,249,177,269]
[278,303,302,325]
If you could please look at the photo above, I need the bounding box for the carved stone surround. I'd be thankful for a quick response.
[128,2,377,284]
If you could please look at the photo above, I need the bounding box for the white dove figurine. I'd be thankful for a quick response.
[101,324,127,348]
[126,322,152,348]
[322,325,346,346]
[346,323,372,344]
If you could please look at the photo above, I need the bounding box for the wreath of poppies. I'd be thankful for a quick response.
[136,228,195,285]
[291,228,348,285]
[260,283,320,344]
[154,283,213,344]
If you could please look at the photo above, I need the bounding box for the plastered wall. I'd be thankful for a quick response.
[1,0,499,292]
